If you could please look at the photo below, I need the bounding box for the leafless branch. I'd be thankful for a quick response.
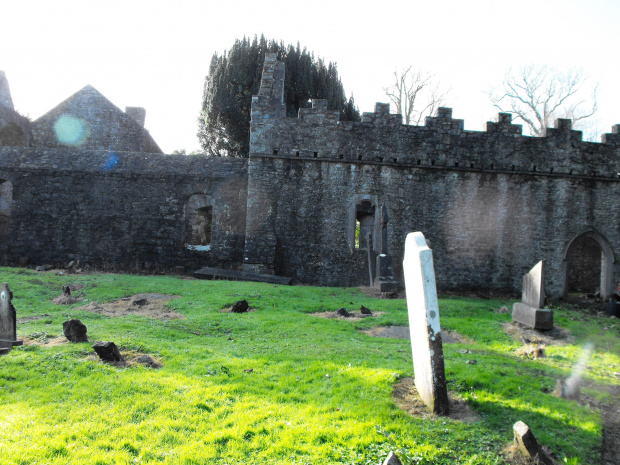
[488,65,599,138]
[383,67,449,126]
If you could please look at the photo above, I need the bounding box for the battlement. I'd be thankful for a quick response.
[249,56,619,179]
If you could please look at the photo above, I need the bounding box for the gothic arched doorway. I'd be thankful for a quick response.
[564,231,616,299]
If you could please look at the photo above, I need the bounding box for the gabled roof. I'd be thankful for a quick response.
[31,85,162,153]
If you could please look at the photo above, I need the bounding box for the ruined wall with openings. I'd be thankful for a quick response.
[0,147,248,272]
[244,54,620,297]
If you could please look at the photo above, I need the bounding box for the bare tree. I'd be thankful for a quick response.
[383,67,449,126]
[489,65,598,139]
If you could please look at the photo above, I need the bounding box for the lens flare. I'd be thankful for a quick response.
[53,115,91,146]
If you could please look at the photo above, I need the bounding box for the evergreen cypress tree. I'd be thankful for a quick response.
[198,36,360,157]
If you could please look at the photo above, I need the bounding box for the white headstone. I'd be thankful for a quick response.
[403,232,449,415]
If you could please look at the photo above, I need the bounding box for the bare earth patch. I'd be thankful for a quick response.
[219,306,257,313]
[503,321,574,346]
[23,336,68,347]
[79,294,184,320]
[358,285,405,299]
[361,326,473,344]
[311,311,385,321]
[85,351,164,369]
[392,377,478,422]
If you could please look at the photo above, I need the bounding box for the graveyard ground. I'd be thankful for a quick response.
[0,267,618,465]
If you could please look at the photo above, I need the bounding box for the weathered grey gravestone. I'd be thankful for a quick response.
[0,283,23,350]
[403,232,449,415]
[512,261,553,330]
[373,204,399,293]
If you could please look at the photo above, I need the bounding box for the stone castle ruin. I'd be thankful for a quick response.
[0,55,618,298]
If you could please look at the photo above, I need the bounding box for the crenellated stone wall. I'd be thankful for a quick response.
[244,54,620,297]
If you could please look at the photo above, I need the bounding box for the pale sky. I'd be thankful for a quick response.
[2,0,618,153]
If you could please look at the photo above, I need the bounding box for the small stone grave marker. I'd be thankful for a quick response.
[92,341,123,362]
[512,261,553,330]
[63,319,88,342]
[403,232,449,415]
[0,283,23,351]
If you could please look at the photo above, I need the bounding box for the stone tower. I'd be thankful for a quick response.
[0,71,14,110]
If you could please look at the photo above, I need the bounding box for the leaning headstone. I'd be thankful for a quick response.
[0,283,23,350]
[92,341,123,362]
[63,319,88,342]
[512,261,553,329]
[403,232,449,415]
[382,451,403,465]
[513,421,556,465]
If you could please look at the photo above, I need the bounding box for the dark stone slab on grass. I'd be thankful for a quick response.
[0,347,10,356]
[136,354,161,368]
[63,319,88,342]
[92,341,123,362]
[231,299,249,313]
[194,267,292,285]
[336,308,351,317]
[512,303,553,330]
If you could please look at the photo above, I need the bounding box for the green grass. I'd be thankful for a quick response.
[0,267,617,464]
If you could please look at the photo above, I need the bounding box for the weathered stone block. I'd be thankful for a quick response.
[92,341,123,362]
[512,303,554,330]
[63,319,88,342]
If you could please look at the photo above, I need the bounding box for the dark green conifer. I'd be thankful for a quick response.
[198,36,360,157]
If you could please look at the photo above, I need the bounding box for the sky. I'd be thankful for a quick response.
[1,0,619,153]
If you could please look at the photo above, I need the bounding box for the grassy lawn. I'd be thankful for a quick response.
[0,267,618,464]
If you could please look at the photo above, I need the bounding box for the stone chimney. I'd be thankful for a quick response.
[0,71,14,110]
[125,106,146,127]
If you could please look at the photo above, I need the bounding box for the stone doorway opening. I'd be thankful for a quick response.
[564,231,616,299]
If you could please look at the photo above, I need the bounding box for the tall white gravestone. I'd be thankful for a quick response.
[403,232,449,415]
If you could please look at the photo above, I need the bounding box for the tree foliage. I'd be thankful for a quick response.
[488,65,599,139]
[383,67,449,126]
[198,35,360,157]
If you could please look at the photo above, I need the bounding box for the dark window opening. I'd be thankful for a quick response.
[186,203,213,251]
[0,180,12,237]
[313,152,318,157]
[273,149,278,155]
[354,200,375,250]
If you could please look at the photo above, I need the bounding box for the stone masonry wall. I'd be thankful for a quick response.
[0,147,248,272]
[245,54,620,297]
